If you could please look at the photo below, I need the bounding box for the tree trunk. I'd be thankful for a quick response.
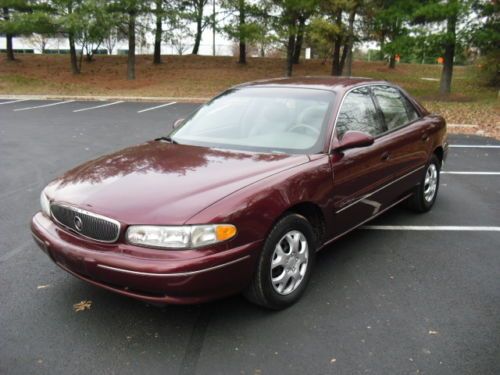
[6,34,14,61]
[69,32,80,74]
[342,8,357,76]
[345,47,353,76]
[127,10,136,80]
[331,38,342,75]
[153,0,162,64]
[3,8,15,61]
[331,10,342,76]
[192,1,204,55]
[388,54,396,68]
[212,0,216,56]
[439,10,457,95]
[238,0,246,64]
[379,34,385,60]
[292,17,305,64]
[286,32,295,77]
[339,45,348,75]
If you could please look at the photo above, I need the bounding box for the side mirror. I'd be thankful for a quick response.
[173,118,184,129]
[335,131,374,151]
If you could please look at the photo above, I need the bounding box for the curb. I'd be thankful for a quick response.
[0,94,209,103]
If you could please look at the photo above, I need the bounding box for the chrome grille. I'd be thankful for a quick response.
[50,204,120,243]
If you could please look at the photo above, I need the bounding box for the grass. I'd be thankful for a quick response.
[1,54,498,137]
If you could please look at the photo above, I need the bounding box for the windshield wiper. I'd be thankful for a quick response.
[155,136,177,144]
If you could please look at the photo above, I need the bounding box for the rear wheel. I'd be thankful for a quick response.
[244,214,316,310]
[407,154,441,212]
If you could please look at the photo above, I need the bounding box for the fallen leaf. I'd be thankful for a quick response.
[73,300,92,312]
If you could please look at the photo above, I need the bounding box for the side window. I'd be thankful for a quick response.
[372,86,418,130]
[403,96,420,122]
[336,87,385,139]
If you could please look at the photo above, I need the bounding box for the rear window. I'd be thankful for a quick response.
[372,86,418,130]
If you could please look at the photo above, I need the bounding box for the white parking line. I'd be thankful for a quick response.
[447,124,476,128]
[450,145,500,149]
[0,99,29,106]
[441,171,500,175]
[137,102,176,113]
[73,101,124,113]
[362,225,500,231]
[14,100,75,111]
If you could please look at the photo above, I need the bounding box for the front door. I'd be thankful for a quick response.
[370,85,430,199]
[329,86,393,238]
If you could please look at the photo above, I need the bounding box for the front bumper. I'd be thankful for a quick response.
[31,212,261,304]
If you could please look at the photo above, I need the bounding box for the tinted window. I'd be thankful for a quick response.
[372,86,418,130]
[336,87,384,139]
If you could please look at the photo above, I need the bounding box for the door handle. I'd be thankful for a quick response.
[421,133,430,142]
[381,151,390,161]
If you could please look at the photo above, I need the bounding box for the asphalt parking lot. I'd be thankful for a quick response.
[0,99,499,375]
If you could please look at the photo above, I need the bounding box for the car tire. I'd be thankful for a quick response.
[244,214,316,310]
[407,154,441,213]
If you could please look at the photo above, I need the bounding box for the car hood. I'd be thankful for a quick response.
[46,141,308,225]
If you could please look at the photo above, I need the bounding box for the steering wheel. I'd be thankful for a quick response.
[289,123,320,136]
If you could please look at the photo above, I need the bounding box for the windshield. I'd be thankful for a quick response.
[170,87,335,154]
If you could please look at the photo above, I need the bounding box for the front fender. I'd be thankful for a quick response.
[186,156,333,249]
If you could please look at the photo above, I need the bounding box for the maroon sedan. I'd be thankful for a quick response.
[31,77,448,309]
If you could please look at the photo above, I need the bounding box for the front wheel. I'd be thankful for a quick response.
[407,155,441,212]
[244,214,316,310]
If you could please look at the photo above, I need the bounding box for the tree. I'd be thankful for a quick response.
[308,0,360,76]
[0,0,51,61]
[366,0,414,68]
[175,0,211,54]
[1,5,16,61]
[108,0,148,79]
[48,0,84,74]
[163,1,193,54]
[222,0,262,63]
[77,0,115,62]
[27,33,49,53]
[153,0,163,63]
[468,0,499,86]
[274,0,318,76]
[413,0,472,95]
[253,0,276,57]
[104,26,121,55]
[48,0,113,72]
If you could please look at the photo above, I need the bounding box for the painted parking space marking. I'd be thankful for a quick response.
[0,99,29,106]
[137,102,177,113]
[441,171,500,175]
[450,145,500,149]
[362,225,500,231]
[14,100,75,111]
[73,101,124,113]
[447,124,477,128]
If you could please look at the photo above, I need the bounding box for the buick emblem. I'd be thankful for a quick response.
[74,216,83,232]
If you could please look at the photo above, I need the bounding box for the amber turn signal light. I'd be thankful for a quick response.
[215,225,237,241]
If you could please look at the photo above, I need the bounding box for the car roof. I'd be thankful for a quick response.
[234,76,389,93]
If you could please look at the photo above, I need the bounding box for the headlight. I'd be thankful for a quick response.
[126,224,237,249]
[40,191,51,217]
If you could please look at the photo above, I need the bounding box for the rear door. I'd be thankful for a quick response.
[371,85,430,198]
[329,86,392,238]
